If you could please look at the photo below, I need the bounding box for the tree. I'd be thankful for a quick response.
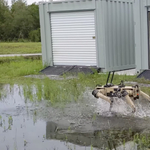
[11,0,33,39]
[0,0,11,41]
[27,3,39,30]
[0,0,40,41]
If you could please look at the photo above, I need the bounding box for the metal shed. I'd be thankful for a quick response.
[134,0,150,71]
[39,0,135,72]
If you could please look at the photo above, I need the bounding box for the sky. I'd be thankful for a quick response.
[7,0,49,6]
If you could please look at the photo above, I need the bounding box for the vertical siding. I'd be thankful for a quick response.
[129,2,135,65]
[134,0,149,70]
[133,0,142,71]
[146,0,150,6]
[140,0,149,69]
[107,0,135,71]
[95,0,106,68]
[96,0,135,71]
[39,0,96,67]
[51,11,96,66]
[39,3,47,65]
[39,0,135,71]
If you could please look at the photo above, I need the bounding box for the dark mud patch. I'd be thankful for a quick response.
[0,84,150,150]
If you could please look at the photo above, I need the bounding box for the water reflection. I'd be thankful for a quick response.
[0,84,149,150]
[46,121,138,150]
[0,84,96,150]
[0,115,99,150]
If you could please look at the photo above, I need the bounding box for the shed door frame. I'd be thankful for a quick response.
[50,10,98,66]
[148,10,150,69]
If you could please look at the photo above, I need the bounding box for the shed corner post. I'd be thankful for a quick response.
[45,3,53,66]
[39,3,47,66]
[141,0,149,70]
[133,0,142,71]
[94,0,99,68]
[95,0,107,69]
[39,3,53,67]
[134,0,149,70]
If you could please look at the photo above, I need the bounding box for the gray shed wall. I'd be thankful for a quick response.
[95,0,135,71]
[134,0,150,71]
[39,0,135,72]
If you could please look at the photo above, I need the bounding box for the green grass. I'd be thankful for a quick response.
[1,58,150,150]
[0,59,150,150]
[0,56,136,104]
[0,57,44,83]
[0,42,41,54]
[0,56,150,105]
[18,72,150,105]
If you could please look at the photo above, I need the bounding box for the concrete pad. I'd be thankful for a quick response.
[116,69,138,76]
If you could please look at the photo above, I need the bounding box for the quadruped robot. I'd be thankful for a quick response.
[92,71,150,113]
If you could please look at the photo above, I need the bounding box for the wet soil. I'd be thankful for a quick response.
[1,84,150,150]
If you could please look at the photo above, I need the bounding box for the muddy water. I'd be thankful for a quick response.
[0,84,150,150]
[0,85,97,150]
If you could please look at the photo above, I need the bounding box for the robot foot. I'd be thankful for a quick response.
[109,100,113,112]
[132,107,136,113]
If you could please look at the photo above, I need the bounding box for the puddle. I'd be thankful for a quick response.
[0,84,150,150]
[0,115,98,150]
[0,84,97,150]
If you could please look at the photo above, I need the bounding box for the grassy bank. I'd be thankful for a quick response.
[0,56,135,104]
[0,42,41,54]
[0,56,150,105]
[0,56,136,84]
[0,57,43,83]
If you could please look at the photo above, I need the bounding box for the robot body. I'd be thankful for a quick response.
[92,82,150,113]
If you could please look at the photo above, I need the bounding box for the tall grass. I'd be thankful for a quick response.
[20,72,137,105]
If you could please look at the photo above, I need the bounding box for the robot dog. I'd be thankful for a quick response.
[92,72,150,113]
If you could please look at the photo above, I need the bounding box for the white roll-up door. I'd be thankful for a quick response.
[51,11,97,66]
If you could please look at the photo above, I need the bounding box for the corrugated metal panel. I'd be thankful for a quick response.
[51,11,96,66]
[101,0,135,71]
[48,0,95,12]
[145,0,150,6]
[95,0,106,68]
[39,0,135,71]
[134,0,149,70]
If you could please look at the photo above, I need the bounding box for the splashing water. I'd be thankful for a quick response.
[95,97,150,118]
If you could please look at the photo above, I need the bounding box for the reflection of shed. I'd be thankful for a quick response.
[46,121,137,149]
[39,0,135,72]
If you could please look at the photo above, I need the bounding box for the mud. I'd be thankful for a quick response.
[1,84,150,150]
[25,74,78,80]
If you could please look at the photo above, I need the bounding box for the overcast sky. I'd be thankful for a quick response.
[7,0,49,6]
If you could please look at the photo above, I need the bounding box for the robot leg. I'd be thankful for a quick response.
[92,89,113,111]
[92,89,111,103]
[140,91,150,101]
[122,91,136,113]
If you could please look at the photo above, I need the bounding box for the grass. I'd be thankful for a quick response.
[20,71,138,105]
[0,56,43,84]
[0,56,136,105]
[1,58,150,149]
[0,42,41,54]
[93,129,150,150]
[0,56,150,105]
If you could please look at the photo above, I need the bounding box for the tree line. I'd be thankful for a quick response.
[0,0,40,42]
